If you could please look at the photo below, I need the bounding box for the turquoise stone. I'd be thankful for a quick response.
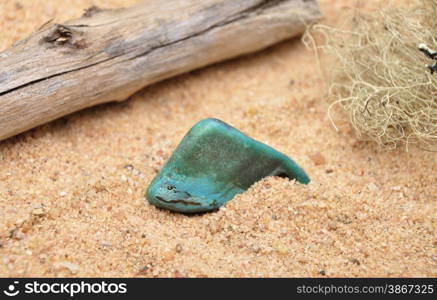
[146,118,310,213]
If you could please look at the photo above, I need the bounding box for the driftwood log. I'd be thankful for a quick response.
[0,0,321,141]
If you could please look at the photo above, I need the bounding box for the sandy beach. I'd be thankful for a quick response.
[0,0,435,277]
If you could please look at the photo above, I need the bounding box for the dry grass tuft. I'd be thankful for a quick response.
[304,0,437,151]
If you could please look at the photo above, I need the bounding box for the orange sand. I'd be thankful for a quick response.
[0,0,435,277]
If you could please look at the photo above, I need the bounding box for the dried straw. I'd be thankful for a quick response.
[303,0,437,151]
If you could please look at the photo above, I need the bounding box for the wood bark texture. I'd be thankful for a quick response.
[0,0,321,141]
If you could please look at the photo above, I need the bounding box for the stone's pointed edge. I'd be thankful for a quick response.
[146,118,310,213]
[195,118,311,184]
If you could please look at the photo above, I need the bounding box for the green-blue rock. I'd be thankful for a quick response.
[146,118,310,213]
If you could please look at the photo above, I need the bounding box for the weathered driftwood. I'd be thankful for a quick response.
[0,0,321,141]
